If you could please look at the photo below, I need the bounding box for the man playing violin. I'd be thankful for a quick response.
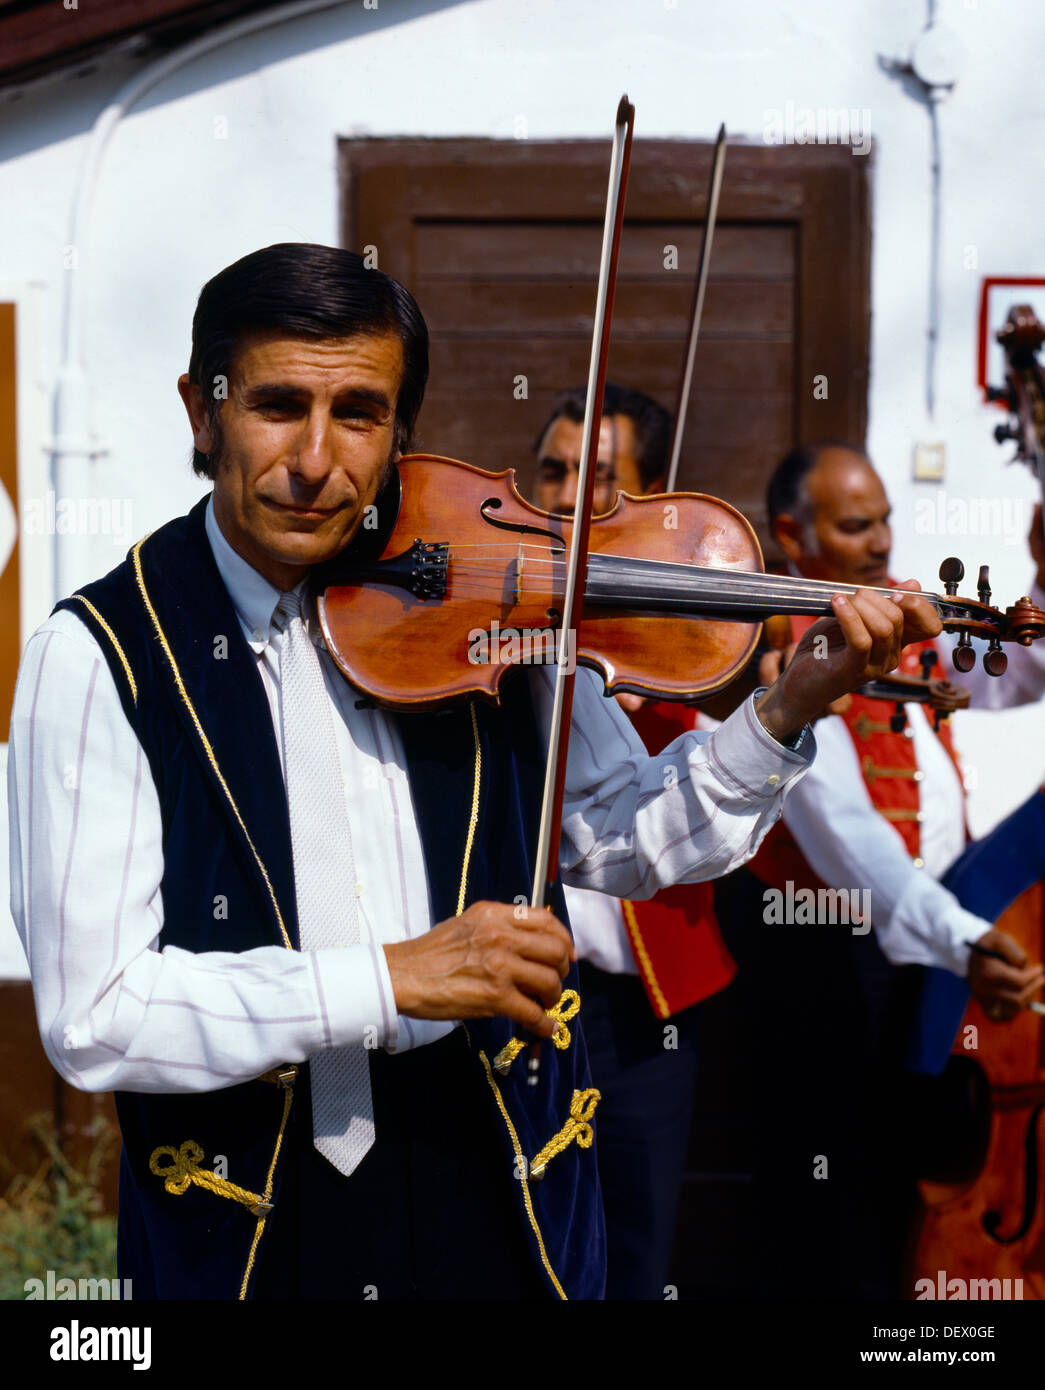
[7,245,941,1301]
[532,382,738,1300]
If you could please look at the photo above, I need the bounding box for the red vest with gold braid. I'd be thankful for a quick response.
[618,701,737,1018]
[749,613,966,894]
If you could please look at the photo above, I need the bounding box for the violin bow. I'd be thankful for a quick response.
[664,123,727,494]
[527,95,634,1082]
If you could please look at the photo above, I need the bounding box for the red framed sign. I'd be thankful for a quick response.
[978,276,1045,405]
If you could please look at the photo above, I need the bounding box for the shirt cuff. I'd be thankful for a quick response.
[311,944,399,1052]
[940,906,995,977]
[703,691,815,798]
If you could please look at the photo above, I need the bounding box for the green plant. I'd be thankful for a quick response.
[0,1112,118,1299]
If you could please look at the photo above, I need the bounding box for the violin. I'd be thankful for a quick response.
[315,454,1045,712]
[853,649,970,731]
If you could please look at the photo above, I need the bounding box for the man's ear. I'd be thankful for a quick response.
[177,374,215,454]
[773,513,806,565]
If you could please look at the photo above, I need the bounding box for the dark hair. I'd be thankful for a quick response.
[766,440,870,529]
[186,243,429,478]
[533,382,672,489]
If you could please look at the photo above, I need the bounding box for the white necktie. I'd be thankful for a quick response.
[275,588,375,1176]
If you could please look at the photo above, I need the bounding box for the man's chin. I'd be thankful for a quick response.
[262,519,358,570]
[858,568,888,586]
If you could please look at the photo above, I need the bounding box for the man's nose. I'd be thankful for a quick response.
[557,468,580,513]
[293,412,334,481]
[870,523,891,555]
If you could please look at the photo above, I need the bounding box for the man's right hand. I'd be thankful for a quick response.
[383,901,575,1037]
[968,927,1045,1022]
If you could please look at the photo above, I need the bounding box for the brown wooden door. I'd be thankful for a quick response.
[339,137,870,553]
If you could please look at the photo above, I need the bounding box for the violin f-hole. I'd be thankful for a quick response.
[479,496,565,553]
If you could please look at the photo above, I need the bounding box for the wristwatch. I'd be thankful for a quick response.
[751,687,810,753]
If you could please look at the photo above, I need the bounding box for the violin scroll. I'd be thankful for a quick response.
[936,558,1045,675]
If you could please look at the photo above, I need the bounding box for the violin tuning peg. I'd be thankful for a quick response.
[939,557,964,596]
[952,631,976,673]
[889,707,906,734]
[977,564,992,606]
[919,648,938,679]
[983,637,1007,677]
[994,422,1020,445]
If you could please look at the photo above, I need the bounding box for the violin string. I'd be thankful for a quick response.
[442,543,998,613]
[442,552,958,609]
[444,546,936,598]
[439,575,957,619]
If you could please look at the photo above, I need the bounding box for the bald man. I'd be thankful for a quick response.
[762,442,1045,1006]
[713,440,1045,1298]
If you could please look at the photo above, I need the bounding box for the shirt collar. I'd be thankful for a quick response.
[204,493,311,653]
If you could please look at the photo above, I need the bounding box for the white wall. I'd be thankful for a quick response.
[1,0,1043,975]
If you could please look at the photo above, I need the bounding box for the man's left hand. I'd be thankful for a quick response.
[754,580,941,742]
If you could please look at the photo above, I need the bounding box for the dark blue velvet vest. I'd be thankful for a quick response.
[53,494,605,1300]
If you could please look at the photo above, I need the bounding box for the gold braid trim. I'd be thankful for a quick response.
[529,1088,601,1181]
[492,989,580,1075]
[149,1141,270,1216]
[620,899,671,1019]
[239,1081,295,1300]
[146,1073,295,1300]
[455,702,482,916]
[68,595,139,706]
[478,1051,567,1300]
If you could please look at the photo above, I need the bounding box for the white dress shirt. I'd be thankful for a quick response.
[779,585,1045,977]
[566,708,720,977]
[7,495,813,1095]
